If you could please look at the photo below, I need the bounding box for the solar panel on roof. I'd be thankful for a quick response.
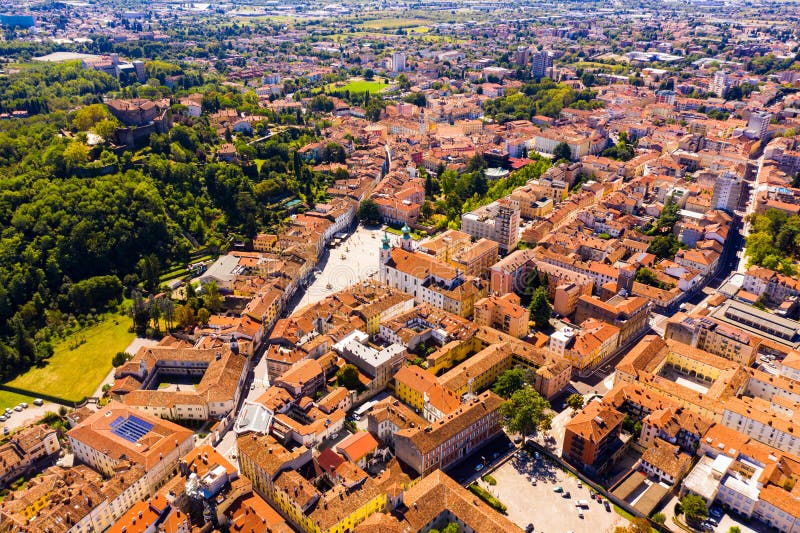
[110,415,154,443]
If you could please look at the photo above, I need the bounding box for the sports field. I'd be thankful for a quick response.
[327,78,389,94]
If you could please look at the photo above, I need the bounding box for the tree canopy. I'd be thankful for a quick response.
[746,208,800,276]
[483,79,598,122]
[357,198,381,224]
[529,287,552,330]
[336,364,365,392]
[552,141,572,162]
[566,393,585,410]
[499,386,552,439]
[492,368,531,398]
[680,494,708,524]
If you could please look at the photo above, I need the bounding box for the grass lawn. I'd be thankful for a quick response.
[359,17,430,29]
[384,226,424,240]
[326,78,389,95]
[574,61,628,74]
[2,312,135,404]
[0,390,36,410]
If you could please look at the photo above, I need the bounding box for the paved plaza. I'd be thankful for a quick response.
[287,224,383,314]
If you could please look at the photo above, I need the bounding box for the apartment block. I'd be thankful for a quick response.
[461,198,521,253]
[474,292,530,338]
[394,391,504,476]
[562,400,625,475]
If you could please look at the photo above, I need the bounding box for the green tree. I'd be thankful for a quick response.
[73,103,112,131]
[492,368,530,398]
[365,99,385,122]
[137,254,161,293]
[552,141,572,162]
[196,307,210,325]
[63,141,90,170]
[112,351,131,367]
[93,118,120,140]
[520,267,541,307]
[309,95,334,112]
[322,142,347,163]
[202,281,223,313]
[499,385,551,440]
[653,194,680,232]
[680,494,708,524]
[566,393,584,410]
[728,527,741,533]
[336,364,365,391]
[648,234,680,259]
[652,512,666,525]
[175,304,195,329]
[635,267,661,287]
[529,287,552,330]
[357,198,381,224]
[423,169,434,197]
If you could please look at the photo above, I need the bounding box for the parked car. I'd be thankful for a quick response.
[20,403,27,409]
[0,416,6,422]
[554,486,563,493]
[526,524,534,533]
[33,398,43,406]
[534,451,540,460]
[14,406,22,412]
[562,492,571,499]
[577,511,584,519]
[604,501,611,512]
[577,481,582,488]
[475,463,484,472]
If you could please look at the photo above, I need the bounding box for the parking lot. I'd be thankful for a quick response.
[481,450,628,533]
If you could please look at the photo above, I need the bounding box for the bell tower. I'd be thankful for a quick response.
[380,231,392,264]
[400,224,414,252]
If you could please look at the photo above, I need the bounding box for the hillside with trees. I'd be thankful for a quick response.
[0,62,332,381]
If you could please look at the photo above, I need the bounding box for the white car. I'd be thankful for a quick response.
[33,399,43,406]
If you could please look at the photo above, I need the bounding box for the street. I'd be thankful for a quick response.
[215,344,272,463]
[446,433,516,485]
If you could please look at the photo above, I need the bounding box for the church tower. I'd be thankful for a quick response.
[380,231,392,264]
[379,231,391,284]
[400,224,414,252]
